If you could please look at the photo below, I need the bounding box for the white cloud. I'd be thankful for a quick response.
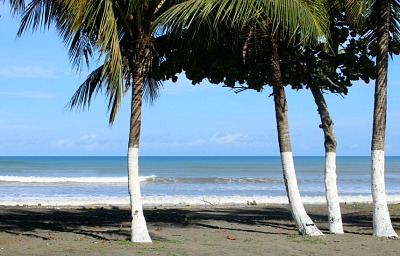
[54,139,74,147]
[210,134,248,143]
[0,65,55,78]
[54,134,99,150]
[80,134,97,141]
[0,91,56,99]
[79,134,98,150]
[189,133,260,146]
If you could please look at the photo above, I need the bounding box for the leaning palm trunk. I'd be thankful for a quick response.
[127,42,152,243]
[270,38,323,236]
[370,0,398,238]
[309,82,343,234]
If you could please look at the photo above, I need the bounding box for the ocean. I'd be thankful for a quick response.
[0,156,399,206]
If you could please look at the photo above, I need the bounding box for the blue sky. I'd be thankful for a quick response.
[0,7,399,156]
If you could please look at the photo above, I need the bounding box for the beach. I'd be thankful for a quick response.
[1,156,399,255]
[1,203,399,255]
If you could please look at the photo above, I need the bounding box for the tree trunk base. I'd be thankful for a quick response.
[128,147,152,243]
[300,224,325,237]
[325,152,344,234]
[371,150,398,238]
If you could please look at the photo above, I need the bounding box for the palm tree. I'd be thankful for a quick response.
[158,0,329,236]
[17,0,179,242]
[368,0,398,237]
[346,0,399,237]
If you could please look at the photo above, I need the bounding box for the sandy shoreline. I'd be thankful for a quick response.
[3,194,400,207]
[0,203,399,255]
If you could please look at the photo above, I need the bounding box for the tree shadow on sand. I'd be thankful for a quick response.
[0,204,398,240]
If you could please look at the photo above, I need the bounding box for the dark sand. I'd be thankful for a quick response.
[0,203,399,255]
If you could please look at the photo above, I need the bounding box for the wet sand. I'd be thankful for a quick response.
[0,203,399,255]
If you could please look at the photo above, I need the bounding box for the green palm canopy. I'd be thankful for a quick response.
[157,0,330,48]
[17,0,177,123]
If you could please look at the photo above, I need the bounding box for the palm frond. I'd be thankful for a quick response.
[326,0,343,17]
[17,0,60,35]
[93,0,124,103]
[67,65,104,111]
[5,0,25,14]
[62,0,125,122]
[17,0,94,70]
[157,0,330,47]
[67,63,123,124]
[64,25,95,70]
[359,0,400,49]
[390,0,400,41]
[103,62,124,124]
[345,0,373,28]
[18,0,164,124]
[143,77,163,105]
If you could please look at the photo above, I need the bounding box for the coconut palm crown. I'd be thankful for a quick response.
[157,0,330,48]
[18,0,178,123]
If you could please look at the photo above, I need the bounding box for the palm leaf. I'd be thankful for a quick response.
[19,0,165,124]
[143,77,163,105]
[359,0,400,50]
[67,63,123,124]
[157,0,330,47]
[389,1,400,41]
[17,0,60,34]
[5,0,25,14]
[67,65,104,111]
[345,0,373,27]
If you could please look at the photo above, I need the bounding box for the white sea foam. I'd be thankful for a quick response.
[2,195,400,207]
[0,175,156,183]
[0,175,283,184]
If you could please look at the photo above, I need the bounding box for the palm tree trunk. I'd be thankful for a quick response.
[371,0,398,237]
[309,81,343,234]
[127,43,152,243]
[270,38,323,236]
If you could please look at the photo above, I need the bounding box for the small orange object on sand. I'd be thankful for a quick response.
[226,235,237,240]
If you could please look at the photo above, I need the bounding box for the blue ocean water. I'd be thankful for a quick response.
[0,156,399,206]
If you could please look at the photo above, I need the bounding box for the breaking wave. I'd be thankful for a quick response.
[0,175,153,184]
[0,175,281,184]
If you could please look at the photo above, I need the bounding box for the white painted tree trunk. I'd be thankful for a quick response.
[371,150,398,237]
[325,152,344,234]
[282,152,324,236]
[128,147,152,242]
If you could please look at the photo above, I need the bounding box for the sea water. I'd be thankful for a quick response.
[0,156,399,206]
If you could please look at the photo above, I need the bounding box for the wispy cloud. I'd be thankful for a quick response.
[79,134,98,150]
[54,139,74,148]
[0,65,55,78]
[54,134,99,150]
[0,91,56,99]
[190,133,261,146]
[210,134,249,143]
